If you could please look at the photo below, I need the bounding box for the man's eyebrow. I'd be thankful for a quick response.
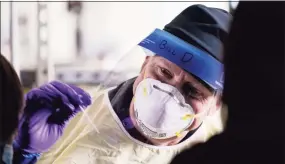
[185,81,202,92]
[157,58,175,70]
[187,73,215,93]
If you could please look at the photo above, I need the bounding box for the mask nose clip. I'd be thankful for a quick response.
[153,84,186,108]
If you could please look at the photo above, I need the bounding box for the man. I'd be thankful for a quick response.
[13,4,231,164]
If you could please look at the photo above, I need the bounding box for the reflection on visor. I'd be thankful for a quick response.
[153,84,186,108]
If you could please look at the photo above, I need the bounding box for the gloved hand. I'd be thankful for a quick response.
[14,81,92,154]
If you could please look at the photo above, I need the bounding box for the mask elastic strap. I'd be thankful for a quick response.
[175,111,206,137]
[133,72,148,103]
[142,72,148,96]
[143,71,147,79]
[176,92,219,137]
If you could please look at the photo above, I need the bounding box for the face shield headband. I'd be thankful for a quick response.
[138,28,224,91]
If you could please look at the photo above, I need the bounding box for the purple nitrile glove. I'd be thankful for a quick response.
[14,81,91,154]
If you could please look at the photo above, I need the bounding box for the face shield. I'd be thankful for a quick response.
[91,29,224,140]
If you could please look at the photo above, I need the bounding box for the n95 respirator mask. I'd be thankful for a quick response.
[133,78,196,139]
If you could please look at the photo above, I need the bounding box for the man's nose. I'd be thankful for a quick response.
[168,73,185,90]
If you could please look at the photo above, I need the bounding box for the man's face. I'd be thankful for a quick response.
[130,56,221,145]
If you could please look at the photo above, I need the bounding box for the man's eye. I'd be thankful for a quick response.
[159,67,173,79]
[189,91,204,100]
[183,84,205,101]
